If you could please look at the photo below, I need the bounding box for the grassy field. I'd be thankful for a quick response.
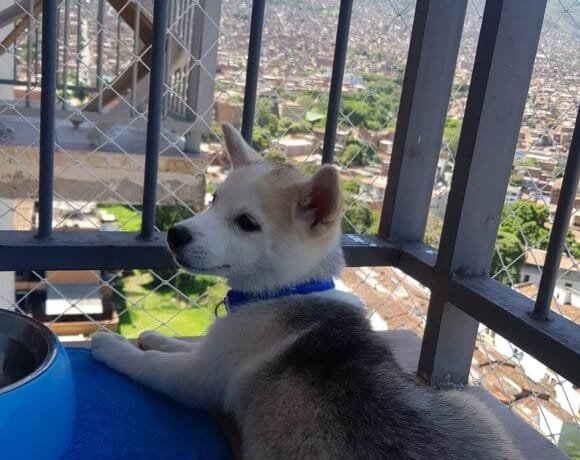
[98,203,226,337]
[115,270,227,338]
[98,204,142,231]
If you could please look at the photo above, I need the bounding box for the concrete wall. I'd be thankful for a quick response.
[0,0,15,101]
[0,145,206,209]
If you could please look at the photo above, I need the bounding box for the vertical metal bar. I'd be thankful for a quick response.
[56,5,60,84]
[76,0,81,93]
[162,0,174,118]
[34,11,39,82]
[139,0,168,241]
[131,0,140,116]
[436,0,547,275]
[96,0,105,112]
[116,15,121,77]
[184,0,203,150]
[534,106,580,320]
[379,0,468,239]
[37,0,59,240]
[240,0,266,143]
[321,0,353,165]
[418,0,548,385]
[62,0,70,109]
[183,0,222,153]
[25,0,33,107]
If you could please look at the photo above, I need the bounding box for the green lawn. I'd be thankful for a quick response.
[98,204,226,338]
[115,271,227,339]
[98,204,142,231]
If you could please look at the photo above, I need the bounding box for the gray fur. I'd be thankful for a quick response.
[91,134,521,458]
[93,289,520,459]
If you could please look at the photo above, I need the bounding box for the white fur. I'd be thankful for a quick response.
[92,124,519,460]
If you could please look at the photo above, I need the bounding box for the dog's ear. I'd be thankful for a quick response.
[222,123,261,168]
[298,165,342,232]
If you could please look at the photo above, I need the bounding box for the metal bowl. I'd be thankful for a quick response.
[0,309,75,459]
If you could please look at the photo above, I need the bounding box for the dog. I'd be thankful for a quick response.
[92,123,520,459]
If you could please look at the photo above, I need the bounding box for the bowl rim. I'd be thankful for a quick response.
[0,309,59,396]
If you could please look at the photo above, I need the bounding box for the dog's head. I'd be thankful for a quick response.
[167,123,343,291]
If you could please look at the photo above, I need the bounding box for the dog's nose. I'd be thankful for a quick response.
[167,225,193,251]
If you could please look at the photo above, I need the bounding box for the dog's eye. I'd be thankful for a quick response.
[235,214,261,232]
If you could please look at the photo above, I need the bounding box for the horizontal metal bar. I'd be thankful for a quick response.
[0,231,173,271]
[341,235,399,267]
[0,232,397,271]
[451,276,580,385]
[1,231,577,384]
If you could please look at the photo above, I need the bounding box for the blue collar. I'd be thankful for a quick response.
[225,279,335,312]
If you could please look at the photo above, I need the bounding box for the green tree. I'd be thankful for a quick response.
[263,148,290,165]
[255,99,279,136]
[342,195,373,234]
[341,143,369,167]
[500,201,549,249]
[443,118,462,154]
[251,127,271,152]
[155,205,194,231]
[339,137,377,167]
[278,117,311,135]
[491,231,525,285]
[153,205,195,281]
[342,180,360,195]
[424,214,443,248]
[509,172,524,187]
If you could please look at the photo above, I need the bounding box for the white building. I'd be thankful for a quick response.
[505,185,521,205]
[520,249,580,306]
[430,186,449,219]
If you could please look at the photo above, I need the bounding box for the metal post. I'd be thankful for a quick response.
[76,0,81,93]
[115,15,121,77]
[25,0,33,108]
[62,0,70,109]
[96,0,105,112]
[241,0,266,143]
[321,0,353,165]
[131,1,140,116]
[418,0,547,385]
[37,0,59,239]
[379,0,468,240]
[534,106,580,320]
[139,0,168,241]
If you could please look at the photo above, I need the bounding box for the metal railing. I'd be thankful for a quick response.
[0,0,578,416]
[0,0,221,152]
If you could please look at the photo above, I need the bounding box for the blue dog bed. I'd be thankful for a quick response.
[63,348,232,460]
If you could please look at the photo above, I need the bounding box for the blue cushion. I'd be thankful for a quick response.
[63,348,232,460]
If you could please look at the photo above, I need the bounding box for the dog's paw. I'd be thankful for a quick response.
[91,331,130,364]
[138,330,164,350]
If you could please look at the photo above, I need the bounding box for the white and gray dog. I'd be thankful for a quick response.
[92,123,519,459]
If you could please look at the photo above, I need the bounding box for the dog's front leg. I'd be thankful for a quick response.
[138,330,200,353]
[91,332,201,408]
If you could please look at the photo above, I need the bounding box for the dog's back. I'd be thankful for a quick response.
[222,297,519,459]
